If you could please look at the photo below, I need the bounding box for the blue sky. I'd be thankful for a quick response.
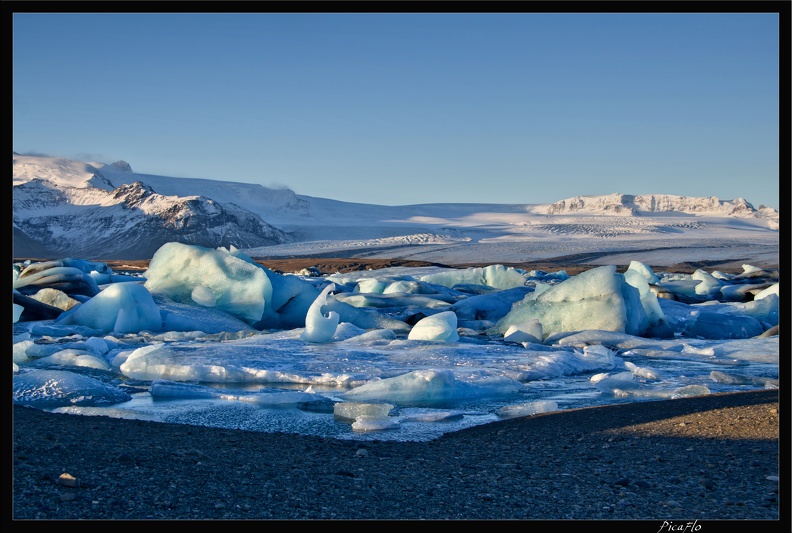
[12,12,781,209]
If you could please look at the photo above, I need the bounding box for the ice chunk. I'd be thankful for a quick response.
[709,370,770,386]
[149,380,330,406]
[333,292,451,309]
[408,310,459,342]
[13,369,132,408]
[323,297,412,332]
[623,268,666,329]
[261,270,321,328]
[658,279,704,301]
[30,288,81,311]
[383,280,421,294]
[337,325,395,343]
[421,264,527,290]
[52,405,163,422]
[753,283,779,301]
[496,400,559,418]
[352,416,401,432]
[670,385,711,399]
[144,242,272,325]
[154,293,255,334]
[731,294,778,327]
[494,265,650,339]
[341,369,521,405]
[30,348,111,371]
[13,263,101,296]
[624,361,659,380]
[504,321,543,344]
[691,269,724,297]
[450,286,533,323]
[13,340,34,365]
[334,401,396,421]
[626,260,660,284]
[355,278,389,294]
[682,307,764,339]
[301,283,340,343]
[719,282,769,302]
[594,371,639,394]
[56,282,162,334]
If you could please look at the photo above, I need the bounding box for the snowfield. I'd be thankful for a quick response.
[14,154,778,268]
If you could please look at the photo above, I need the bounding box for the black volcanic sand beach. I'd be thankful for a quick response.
[13,390,782,521]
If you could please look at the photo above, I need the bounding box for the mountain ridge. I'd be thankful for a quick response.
[12,153,779,261]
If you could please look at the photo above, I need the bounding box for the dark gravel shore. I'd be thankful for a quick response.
[12,389,785,524]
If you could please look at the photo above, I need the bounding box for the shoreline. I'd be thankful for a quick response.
[13,256,783,521]
[13,389,783,521]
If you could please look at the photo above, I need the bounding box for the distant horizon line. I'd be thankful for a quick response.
[13,151,779,212]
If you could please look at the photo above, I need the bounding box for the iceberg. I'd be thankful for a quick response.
[493,265,652,339]
[408,310,460,342]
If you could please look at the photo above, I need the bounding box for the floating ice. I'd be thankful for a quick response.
[493,265,651,339]
[594,371,639,394]
[13,368,132,408]
[13,262,101,296]
[29,288,81,311]
[450,286,533,327]
[52,405,164,422]
[341,369,522,405]
[352,416,401,432]
[624,361,660,380]
[144,242,271,325]
[28,348,111,371]
[408,310,459,342]
[671,385,711,399]
[623,268,668,334]
[420,264,528,290]
[333,292,451,310]
[149,380,332,407]
[55,282,162,334]
[334,401,396,421]
[658,278,704,301]
[495,400,559,418]
[627,260,660,285]
[754,283,779,300]
[11,242,779,442]
[301,283,340,343]
[154,293,255,334]
[682,306,765,339]
[504,321,543,344]
[323,297,412,332]
[692,269,724,297]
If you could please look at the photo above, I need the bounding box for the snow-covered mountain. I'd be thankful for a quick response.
[545,192,778,218]
[12,153,780,262]
[13,156,290,259]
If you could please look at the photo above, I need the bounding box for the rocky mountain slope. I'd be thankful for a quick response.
[13,158,290,259]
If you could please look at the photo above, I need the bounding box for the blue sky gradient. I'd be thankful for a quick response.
[12,12,781,209]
